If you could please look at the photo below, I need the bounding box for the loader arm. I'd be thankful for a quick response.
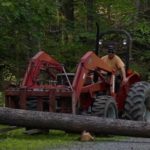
[21,51,63,87]
[72,51,114,113]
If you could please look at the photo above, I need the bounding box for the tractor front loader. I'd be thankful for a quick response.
[5,50,115,115]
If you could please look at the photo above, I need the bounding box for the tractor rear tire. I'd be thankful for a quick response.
[124,81,150,121]
[92,96,118,119]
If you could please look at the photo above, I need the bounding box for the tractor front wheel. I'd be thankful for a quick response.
[124,81,150,121]
[92,96,118,119]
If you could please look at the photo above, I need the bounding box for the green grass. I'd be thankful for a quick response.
[0,128,78,150]
[0,125,127,150]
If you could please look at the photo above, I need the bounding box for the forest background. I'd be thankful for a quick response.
[0,0,150,90]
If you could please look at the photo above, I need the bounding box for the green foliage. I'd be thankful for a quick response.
[95,0,136,28]
[58,43,92,72]
[133,19,150,45]
[0,0,60,85]
[130,48,150,80]
[0,0,149,84]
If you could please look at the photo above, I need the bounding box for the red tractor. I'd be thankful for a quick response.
[5,27,150,122]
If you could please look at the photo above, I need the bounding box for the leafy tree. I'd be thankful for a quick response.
[0,0,149,88]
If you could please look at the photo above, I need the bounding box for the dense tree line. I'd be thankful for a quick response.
[0,0,149,89]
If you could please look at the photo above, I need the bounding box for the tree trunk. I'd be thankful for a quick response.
[86,0,94,32]
[60,0,74,29]
[1,107,150,137]
[59,0,74,43]
[134,0,141,22]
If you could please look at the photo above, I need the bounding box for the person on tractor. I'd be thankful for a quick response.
[101,44,127,84]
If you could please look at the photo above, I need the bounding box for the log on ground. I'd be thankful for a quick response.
[0,107,150,137]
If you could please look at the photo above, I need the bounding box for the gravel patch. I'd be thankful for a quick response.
[46,137,150,150]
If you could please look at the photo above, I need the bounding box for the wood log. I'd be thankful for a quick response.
[0,107,150,137]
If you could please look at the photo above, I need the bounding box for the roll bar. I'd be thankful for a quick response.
[95,24,132,70]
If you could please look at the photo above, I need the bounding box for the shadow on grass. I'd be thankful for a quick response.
[0,128,79,141]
